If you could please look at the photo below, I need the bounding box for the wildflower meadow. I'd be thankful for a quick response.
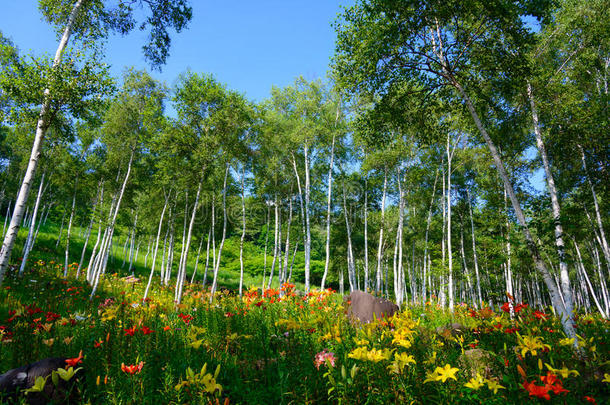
[0,259,608,404]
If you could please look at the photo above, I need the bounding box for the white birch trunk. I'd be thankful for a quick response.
[452,80,577,341]
[321,132,336,290]
[19,172,45,276]
[303,144,312,292]
[239,165,246,297]
[529,83,574,319]
[210,163,229,301]
[376,168,388,294]
[176,178,202,304]
[0,0,86,285]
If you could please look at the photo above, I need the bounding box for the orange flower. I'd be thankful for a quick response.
[163,325,171,331]
[121,361,144,375]
[65,350,83,367]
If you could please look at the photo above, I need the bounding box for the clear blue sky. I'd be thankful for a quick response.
[0,1,354,102]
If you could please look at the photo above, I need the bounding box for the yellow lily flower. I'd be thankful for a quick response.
[434,364,459,382]
[485,378,505,394]
[464,373,485,390]
[545,364,579,378]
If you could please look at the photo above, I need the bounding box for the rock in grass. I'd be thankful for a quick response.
[0,357,83,404]
[436,322,468,339]
[345,290,399,324]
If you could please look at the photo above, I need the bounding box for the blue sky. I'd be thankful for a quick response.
[1,1,354,102]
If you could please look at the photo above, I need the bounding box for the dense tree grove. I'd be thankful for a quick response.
[0,0,608,344]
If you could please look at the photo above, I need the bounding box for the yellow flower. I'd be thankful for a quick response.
[464,373,485,390]
[388,352,416,374]
[63,336,74,345]
[435,364,459,382]
[516,334,550,357]
[559,338,574,346]
[545,364,579,378]
[189,339,204,349]
[602,373,610,383]
[484,378,505,394]
[348,346,369,361]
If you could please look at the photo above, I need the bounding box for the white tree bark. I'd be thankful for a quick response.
[343,180,356,292]
[363,176,369,292]
[63,188,78,277]
[239,165,246,297]
[452,80,577,341]
[210,163,229,301]
[529,82,574,319]
[303,144,312,292]
[321,131,336,290]
[18,172,45,276]
[466,188,482,307]
[176,178,202,304]
[423,168,439,302]
[0,0,86,286]
[89,150,134,300]
[579,145,610,276]
[376,168,388,294]
[77,182,103,279]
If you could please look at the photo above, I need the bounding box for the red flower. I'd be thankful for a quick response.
[94,340,102,348]
[501,302,511,313]
[584,396,597,404]
[163,326,171,331]
[121,361,144,375]
[514,303,528,313]
[65,350,83,367]
[141,326,154,335]
[523,380,551,400]
[533,310,548,320]
[124,326,137,336]
[224,312,235,317]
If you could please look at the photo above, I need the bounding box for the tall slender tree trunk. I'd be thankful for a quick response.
[528,82,574,320]
[89,149,134,300]
[363,176,369,292]
[282,191,293,290]
[239,165,246,297]
[63,186,78,277]
[176,177,203,304]
[190,235,204,284]
[262,203,269,291]
[579,145,610,275]
[268,192,279,290]
[303,144,312,292]
[210,163,229,301]
[376,168,388,294]
[128,213,138,275]
[343,180,356,292]
[395,169,405,306]
[56,211,66,249]
[77,182,103,279]
[452,79,577,341]
[0,0,86,286]
[573,238,607,318]
[466,188,482,307]
[2,201,12,238]
[321,132,336,290]
[19,172,45,276]
[423,168,439,303]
